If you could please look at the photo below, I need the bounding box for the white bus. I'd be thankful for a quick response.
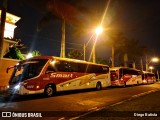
[7,56,111,97]
[142,71,156,84]
[110,67,142,87]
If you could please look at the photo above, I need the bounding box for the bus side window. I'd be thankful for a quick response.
[57,61,71,72]
[93,65,99,73]
[86,64,92,73]
[69,62,78,72]
[46,65,56,73]
[93,65,102,73]
[78,63,86,72]
[97,66,107,73]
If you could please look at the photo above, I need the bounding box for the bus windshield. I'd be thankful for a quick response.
[9,59,48,84]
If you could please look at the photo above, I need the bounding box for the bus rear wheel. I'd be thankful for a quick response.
[96,82,102,90]
[44,85,54,97]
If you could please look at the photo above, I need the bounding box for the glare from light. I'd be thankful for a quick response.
[149,66,154,70]
[26,53,33,59]
[86,82,90,85]
[152,57,159,62]
[36,85,40,89]
[16,63,20,65]
[51,60,56,66]
[14,84,20,90]
[95,26,103,35]
[143,80,147,83]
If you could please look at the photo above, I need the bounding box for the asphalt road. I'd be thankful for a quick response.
[0,82,160,120]
[77,85,160,120]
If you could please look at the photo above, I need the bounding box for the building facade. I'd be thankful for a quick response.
[0,10,20,57]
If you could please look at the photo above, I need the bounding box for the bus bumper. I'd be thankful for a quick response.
[7,84,21,95]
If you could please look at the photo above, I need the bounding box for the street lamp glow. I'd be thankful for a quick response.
[26,53,33,59]
[149,66,154,70]
[151,57,159,62]
[149,66,154,73]
[95,26,103,35]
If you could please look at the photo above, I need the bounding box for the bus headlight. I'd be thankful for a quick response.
[14,84,20,90]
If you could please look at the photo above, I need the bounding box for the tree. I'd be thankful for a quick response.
[22,0,90,58]
[3,39,26,60]
[102,30,126,67]
[116,38,147,68]
[96,57,109,65]
[3,45,24,60]
[67,49,82,59]
[32,50,41,57]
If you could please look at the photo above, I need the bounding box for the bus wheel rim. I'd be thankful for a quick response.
[97,83,101,90]
[47,87,53,96]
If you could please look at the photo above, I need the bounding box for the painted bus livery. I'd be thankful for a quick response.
[7,56,110,97]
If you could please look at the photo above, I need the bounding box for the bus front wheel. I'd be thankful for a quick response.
[96,82,102,90]
[44,85,54,97]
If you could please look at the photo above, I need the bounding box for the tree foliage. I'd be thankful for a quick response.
[3,46,24,60]
[32,50,41,57]
[21,0,90,30]
[102,30,148,67]
[96,57,109,65]
[67,49,82,59]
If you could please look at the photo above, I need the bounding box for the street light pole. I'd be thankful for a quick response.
[146,57,159,71]
[112,45,114,67]
[84,26,103,63]
[149,66,154,73]
[157,70,159,81]
[92,25,103,63]
[60,18,65,58]
[83,44,86,61]
[93,43,96,63]
[140,58,143,71]
[146,55,149,71]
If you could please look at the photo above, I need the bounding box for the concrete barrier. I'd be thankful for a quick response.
[0,58,19,91]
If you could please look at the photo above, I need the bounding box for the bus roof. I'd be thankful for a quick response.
[110,67,140,71]
[23,56,109,67]
[142,71,154,74]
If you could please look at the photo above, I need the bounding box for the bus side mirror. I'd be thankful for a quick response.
[6,68,9,73]
[6,66,15,73]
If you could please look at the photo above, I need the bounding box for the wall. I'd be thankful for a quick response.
[0,58,19,91]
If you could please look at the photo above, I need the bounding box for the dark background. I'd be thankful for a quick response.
[3,0,160,61]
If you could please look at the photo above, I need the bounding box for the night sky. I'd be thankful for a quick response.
[5,0,160,62]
